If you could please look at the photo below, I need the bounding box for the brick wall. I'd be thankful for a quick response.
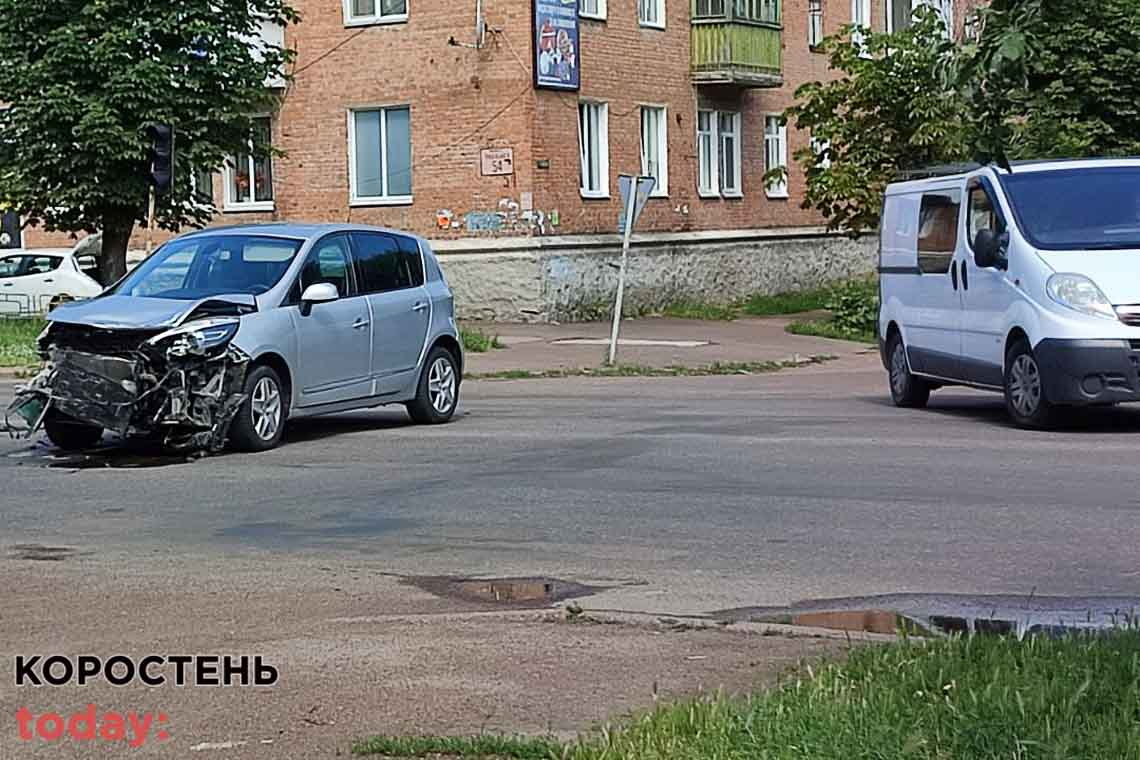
[23,0,972,249]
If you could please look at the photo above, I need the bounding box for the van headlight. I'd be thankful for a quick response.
[1046,274,1116,320]
[145,319,240,358]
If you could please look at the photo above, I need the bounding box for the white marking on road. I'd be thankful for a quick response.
[552,338,712,348]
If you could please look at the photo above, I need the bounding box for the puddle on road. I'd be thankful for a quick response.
[405,575,601,608]
[716,593,1140,638]
[10,544,79,561]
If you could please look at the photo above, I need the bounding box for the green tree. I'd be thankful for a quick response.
[952,0,1140,168]
[780,8,969,236]
[0,0,298,282]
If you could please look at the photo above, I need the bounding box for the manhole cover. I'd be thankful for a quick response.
[404,575,600,607]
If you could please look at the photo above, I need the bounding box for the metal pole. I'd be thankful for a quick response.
[608,185,638,366]
[144,186,156,257]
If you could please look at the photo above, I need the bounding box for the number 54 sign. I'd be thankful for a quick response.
[480,148,514,177]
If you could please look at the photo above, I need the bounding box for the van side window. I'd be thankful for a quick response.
[917,190,961,274]
[966,181,1006,250]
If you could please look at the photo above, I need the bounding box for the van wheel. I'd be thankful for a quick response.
[887,333,930,408]
[1004,339,1056,429]
[228,365,287,452]
[43,410,104,451]
[406,346,460,424]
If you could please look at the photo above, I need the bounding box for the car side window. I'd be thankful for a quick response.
[917,190,961,275]
[397,236,425,288]
[0,255,24,279]
[350,232,411,294]
[25,256,62,275]
[966,181,1007,250]
[299,236,353,298]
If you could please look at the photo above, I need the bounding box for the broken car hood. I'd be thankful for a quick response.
[47,294,257,330]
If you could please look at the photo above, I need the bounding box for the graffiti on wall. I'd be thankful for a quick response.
[436,196,561,236]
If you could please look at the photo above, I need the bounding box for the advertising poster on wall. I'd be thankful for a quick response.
[534,0,579,91]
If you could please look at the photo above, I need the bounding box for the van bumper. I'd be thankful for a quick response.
[1035,338,1140,405]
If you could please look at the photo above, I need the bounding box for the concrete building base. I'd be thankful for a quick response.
[435,228,878,322]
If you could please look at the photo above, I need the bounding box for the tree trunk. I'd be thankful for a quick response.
[98,212,135,286]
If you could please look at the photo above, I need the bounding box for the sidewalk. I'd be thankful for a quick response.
[462,315,877,376]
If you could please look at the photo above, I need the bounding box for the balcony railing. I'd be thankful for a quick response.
[691,0,782,88]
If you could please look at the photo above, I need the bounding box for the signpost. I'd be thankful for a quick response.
[608,174,656,366]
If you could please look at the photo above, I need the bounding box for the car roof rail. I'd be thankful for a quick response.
[894,162,985,182]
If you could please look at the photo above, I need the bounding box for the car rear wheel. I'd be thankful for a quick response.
[1004,339,1056,429]
[406,346,460,424]
[43,410,104,451]
[228,365,287,452]
[887,332,930,408]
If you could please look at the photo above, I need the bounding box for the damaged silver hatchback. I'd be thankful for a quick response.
[7,224,464,453]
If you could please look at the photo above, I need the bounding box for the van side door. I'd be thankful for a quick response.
[348,232,431,397]
[958,176,1011,387]
[905,189,965,380]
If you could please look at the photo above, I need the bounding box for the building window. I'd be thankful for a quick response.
[764,115,788,199]
[193,168,215,206]
[350,106,413,205]
[887,0,952,35]
[851,0,871,48]
[697,109,741,198]
[578,101,609,198]
[733,0,779,23]
[808,0,824,47]
[639,106,668,197]
[345,0,407,25]
[718,111,741,197]
[639,0,664,28]
[811,136,832,170]
[579,0,606,19]
[694,0,724,17]
[223,116,274,212]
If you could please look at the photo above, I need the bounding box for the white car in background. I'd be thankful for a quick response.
[0,241,103,316]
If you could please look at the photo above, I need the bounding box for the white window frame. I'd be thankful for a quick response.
[638,0,665,29]
[696,110,719,198]
[223,116,275,213]
[579,0,606,21]
[344,0,408,28]
[887,0,953,35]
[718,111,742,198]
[851,0,871,50]
[639,105,668,198]
[808,0,824,47]
[578,101,610,199]
[764,115,788,199]
[811,136,832,170]
[348,105,414,207]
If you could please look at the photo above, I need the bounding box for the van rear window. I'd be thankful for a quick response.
[917,190,961,274]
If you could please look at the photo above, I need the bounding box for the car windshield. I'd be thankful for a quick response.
[112,234,302,300]
[1000,166,1140,250]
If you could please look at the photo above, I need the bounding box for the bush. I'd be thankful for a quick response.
[825,279,879,336]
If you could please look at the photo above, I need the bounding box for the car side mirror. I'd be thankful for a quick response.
[300,282,338,316]
[974,229,1007,270]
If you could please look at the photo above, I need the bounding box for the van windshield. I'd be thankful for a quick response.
[113,235,302,300]
[1001,167,1140,251]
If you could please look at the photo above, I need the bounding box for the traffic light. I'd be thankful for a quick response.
[146,124,175,194]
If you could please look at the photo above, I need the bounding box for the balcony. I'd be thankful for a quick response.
[691,0,782,88]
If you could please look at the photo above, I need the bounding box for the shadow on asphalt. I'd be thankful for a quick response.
[283,411,418,444]
[861,394,1140,433]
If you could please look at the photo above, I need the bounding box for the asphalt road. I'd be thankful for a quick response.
[3,355,1139,615]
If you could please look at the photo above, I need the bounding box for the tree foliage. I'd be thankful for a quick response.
[0,0,298,280]
[784,8,968,236]
[786,0,1140,235]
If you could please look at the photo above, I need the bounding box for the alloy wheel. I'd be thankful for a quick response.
[428,357,457,414]
[251,376,282,441]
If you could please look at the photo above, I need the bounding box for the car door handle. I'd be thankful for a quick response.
[960,262,968,291]
[43,278,53,283]
[950,260,958,291]
[352,318,370,330]
[412,301,428,312]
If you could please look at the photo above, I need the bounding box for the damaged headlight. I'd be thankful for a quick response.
[145,319,240,359]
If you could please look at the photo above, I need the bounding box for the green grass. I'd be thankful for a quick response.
[460,327,505,354]
[464,355,836,381]
[355,632,1140,759]
[0,317,45,368]
[741,286,834,317]
[659,301,741,321]
[786,319,877,345]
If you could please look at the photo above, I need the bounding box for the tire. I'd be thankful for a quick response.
[886,332,931,408]
[228,365,287,452]
[406,345,460,425]
[1004,339,1056,429]
[43,411,104,451]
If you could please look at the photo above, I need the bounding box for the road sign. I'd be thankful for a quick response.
[617,175,656,234]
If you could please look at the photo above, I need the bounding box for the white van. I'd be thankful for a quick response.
[879,158,1140,428]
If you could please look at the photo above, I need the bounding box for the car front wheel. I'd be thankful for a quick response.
[43,410,104,451]
[229,365,287,451]
[1004,339,1056,429]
